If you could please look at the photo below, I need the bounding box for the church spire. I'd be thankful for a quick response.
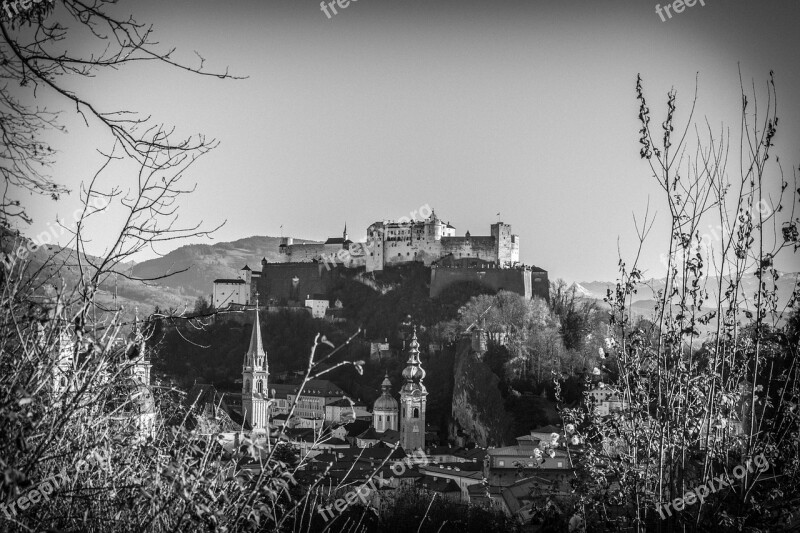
[343,222,348,241]
[245,293,266,371]
[242,293,270,431]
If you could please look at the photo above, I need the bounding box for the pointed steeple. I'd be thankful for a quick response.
[343,222,348,242]
[245,293,267,371]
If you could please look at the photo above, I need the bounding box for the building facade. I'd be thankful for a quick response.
[213,267,250,309]
[365,212,520,272]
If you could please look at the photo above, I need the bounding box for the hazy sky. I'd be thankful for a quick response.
[13,0,800,282]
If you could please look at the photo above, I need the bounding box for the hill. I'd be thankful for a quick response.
[130,236,317,301]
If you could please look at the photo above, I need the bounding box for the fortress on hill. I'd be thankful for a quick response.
[212,210,548,309]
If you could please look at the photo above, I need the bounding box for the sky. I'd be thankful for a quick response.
[10,0,800,283]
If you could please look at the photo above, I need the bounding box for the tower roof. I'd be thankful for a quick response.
[374,372,399,412]
[242,264,251,271]
[401,327,427,396]
[244,295,267,370]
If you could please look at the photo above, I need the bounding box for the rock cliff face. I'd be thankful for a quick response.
[450,339,512,447]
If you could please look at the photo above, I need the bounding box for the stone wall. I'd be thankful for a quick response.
[257,262,340,303]
[430,266,544,299]
[440,236,497,263]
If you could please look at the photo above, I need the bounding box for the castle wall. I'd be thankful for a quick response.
[530,269,548,300]
[430,267,549,300]
[257,263,340,303]
[365,224,384,272]
[284,243,328,262]
[368,218,499,270]
[510,235,520,265]
[440,236,497,263]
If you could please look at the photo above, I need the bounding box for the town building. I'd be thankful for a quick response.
[585,386,627,416]
[267,379,353,423]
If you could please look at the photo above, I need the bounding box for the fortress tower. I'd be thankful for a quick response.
[242,296,270,431]
[491,222,520,268]
[400,327,427,451]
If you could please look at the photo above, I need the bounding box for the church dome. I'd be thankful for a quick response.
[374,393,399,412]
[373,373,398,412]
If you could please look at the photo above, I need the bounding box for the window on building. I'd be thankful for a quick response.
[245,379,250,391]
[413,407,419,418]
[557,462,563,468]
[498,460,505,467]
[257,380,263,393]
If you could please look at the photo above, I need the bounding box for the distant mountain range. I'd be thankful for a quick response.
[575,274,798,319]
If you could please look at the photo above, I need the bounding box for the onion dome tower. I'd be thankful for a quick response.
[400,327,427,451]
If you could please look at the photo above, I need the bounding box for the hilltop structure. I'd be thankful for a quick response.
[365,212,519,272]
[212,209,548,307]
[278,224,353,263]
